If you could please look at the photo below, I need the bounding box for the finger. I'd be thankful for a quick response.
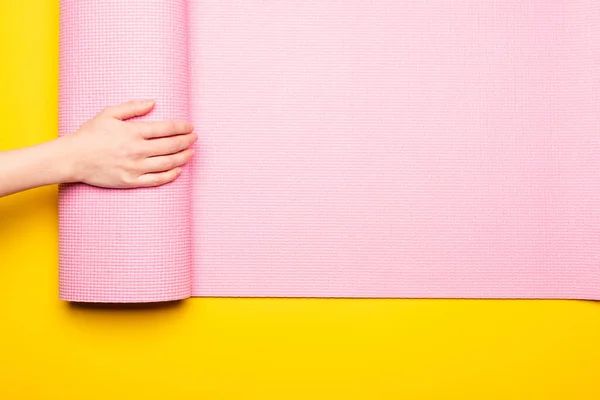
[100,100,155,120]
[133,120,194,139]
[141,149,194,173]
[136,168,183,188]
[145,132,197,156]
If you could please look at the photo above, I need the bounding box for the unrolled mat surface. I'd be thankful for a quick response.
[58,0,600,303]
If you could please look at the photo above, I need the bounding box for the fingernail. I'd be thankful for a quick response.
[142,99,155,106]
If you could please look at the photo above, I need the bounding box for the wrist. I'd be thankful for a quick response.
[43,136,81,185]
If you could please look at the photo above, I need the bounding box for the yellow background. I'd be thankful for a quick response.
[1,1,599,398]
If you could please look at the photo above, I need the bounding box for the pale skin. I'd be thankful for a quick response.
[0,100,196,198]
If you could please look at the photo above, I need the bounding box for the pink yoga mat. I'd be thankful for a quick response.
[59,0,600,303]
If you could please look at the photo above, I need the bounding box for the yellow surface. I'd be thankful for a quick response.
[1,1,600,399]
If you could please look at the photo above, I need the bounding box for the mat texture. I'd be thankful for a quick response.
[59,0,600,302]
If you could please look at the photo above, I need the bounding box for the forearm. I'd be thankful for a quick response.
[0,137,74,197]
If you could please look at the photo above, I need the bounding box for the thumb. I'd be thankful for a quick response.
[100,99,155,120]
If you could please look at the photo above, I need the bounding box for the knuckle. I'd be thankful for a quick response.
[125,144,143,159]
[136,147,145,157]
[174,155,185,167]
[171,122,182,133]
[130,124,147,138]
[150,175,162,186]
[121,173,137,187]
[163,158,176,170]
[177,153,189,165]
[177,121,191,133]
[124,123,138,135]
[164,121,177,133]
[127,160,142,173]
[99,106,113,116]
[168,140,181,154]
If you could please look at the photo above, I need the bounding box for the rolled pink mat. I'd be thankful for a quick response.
[59,0,600,302]
[58,0,192,302]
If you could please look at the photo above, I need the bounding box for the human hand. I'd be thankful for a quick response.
[60,100,196,188]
